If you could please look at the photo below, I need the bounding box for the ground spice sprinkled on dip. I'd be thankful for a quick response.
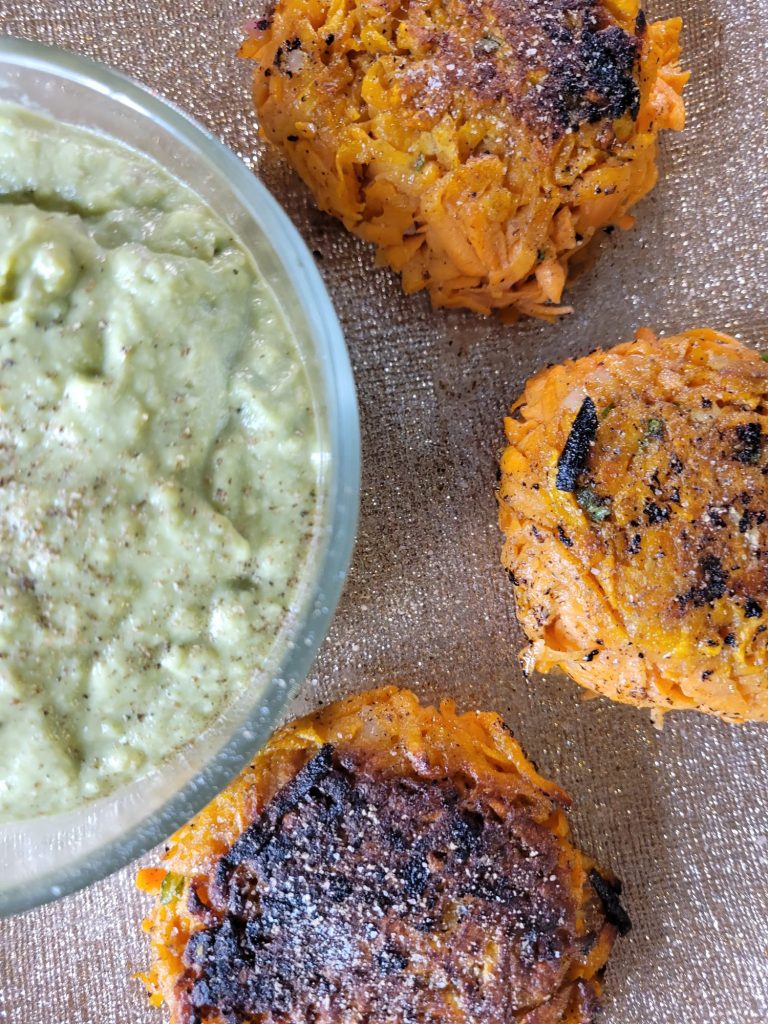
[0,104,321,821]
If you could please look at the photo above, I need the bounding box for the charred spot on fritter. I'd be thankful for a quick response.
[588,870,632,936]
[744,598,763,619]
[732,422,763,464]
[175,744,606,1023]
[422,0,644,143]
[643,499,669,525]
[508,0,644,137]
[677,554,729,610]
[556,396,598,491]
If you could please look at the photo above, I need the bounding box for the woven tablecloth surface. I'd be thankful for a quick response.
[1,1,767,1021]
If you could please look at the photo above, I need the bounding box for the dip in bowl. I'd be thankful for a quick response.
[0,39,359,915]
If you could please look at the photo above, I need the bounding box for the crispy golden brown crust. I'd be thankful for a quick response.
[499,328,768,722]
[240,0,686,317]
[138,688,625,1023]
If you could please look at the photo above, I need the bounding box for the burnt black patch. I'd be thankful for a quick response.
[177,748,614,1022]
[508,0,642,135]
[541,21,640,131]
[376,947,410,973]
[733,422,763,464]
[589,871,632,936]
[448,0,646,141]
[403,854,429,899]
[679,554,729,609]
[556,396,598,491]
[627,533,642,555]
[707,506,726,529]
[557,524,574,547]
[644,500,670,525]
[745,598,763,619]
[739,509,757,533]
[697,555,728,605]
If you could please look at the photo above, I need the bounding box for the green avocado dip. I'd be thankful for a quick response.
[0,104,321,821]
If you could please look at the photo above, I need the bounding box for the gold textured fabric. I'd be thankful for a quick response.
[0,2,767,1022]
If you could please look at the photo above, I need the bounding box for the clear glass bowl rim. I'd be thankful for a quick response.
[0,36,360,916]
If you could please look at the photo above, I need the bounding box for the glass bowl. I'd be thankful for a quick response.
[0,37,360,917]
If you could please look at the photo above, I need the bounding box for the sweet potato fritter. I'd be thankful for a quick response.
[137,687,627,1023]
[499,328,768,723]
[240,0,687,318]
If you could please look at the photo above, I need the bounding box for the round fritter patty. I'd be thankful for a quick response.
[498,328,768,723]
[240,0,686,318]
[138,687,628,1023]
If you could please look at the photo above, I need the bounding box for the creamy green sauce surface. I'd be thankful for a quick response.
[0,105,320,821]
